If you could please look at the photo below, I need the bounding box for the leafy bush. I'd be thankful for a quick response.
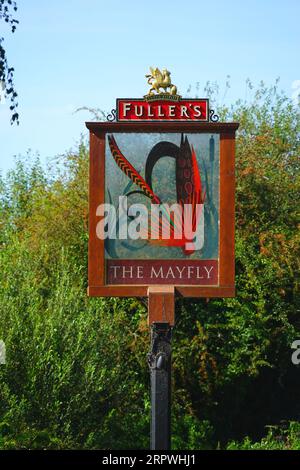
[227,422,300,450]
[0,81,299,449]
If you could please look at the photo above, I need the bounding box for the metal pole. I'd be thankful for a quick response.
[148,322,172,450]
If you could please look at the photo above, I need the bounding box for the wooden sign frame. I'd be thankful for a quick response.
[86,121,239,298]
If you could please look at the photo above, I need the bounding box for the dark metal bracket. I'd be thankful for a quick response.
[106,109,116,122]
[209,108,219,122]
[148,323,172,371]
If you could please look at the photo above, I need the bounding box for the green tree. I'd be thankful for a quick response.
[0,80,299,449]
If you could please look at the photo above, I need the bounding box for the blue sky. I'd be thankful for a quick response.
[0,0,299,173]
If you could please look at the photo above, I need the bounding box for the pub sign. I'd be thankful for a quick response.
[86,68,238,297]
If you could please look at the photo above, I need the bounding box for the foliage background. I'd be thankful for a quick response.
[0,81,299,449]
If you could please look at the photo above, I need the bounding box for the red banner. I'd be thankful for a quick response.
[117,98,209,122]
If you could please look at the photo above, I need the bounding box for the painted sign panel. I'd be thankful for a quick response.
[86,121,238,298]
[103,132,219,285]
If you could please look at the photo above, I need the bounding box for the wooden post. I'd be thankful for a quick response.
[148,286,175,450]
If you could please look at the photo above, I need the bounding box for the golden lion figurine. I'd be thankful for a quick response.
[146,67,178,96]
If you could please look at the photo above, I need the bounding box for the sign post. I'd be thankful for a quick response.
[148,286,174,450]
[86,68,239,450]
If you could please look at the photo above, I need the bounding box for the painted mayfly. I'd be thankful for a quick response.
[107,134,206,255]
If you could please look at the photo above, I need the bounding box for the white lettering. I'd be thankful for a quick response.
[118,196,128,239]
[110,266,120,278]
[151,266,163,278]
[193,105,202,117]
[135,105,143,117]
[291,340,300,365]
[175,266,186,278]
[128,203,148,240]
[169,105,176,117]
[137,266,144,278]
[166,267,175,278]
[122,102,131,117]
[180,106,189,117]
[204,265,214,279]
[187,266,194,278]
[96,204,116,239]
[157,105,164,117]
[196,266,204,278]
